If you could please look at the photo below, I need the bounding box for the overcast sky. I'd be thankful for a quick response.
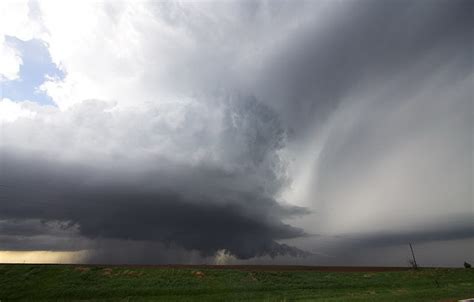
[0,0,472,266]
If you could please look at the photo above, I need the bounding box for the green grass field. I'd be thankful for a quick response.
[0,264,473,301]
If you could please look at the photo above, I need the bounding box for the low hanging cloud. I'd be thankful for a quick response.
[0,95,309,260]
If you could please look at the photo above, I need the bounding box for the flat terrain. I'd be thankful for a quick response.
[0,264,473,301]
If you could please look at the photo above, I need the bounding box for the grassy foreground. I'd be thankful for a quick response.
[0,264,473,301]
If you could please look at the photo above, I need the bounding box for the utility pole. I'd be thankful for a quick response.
[409,242,418,269]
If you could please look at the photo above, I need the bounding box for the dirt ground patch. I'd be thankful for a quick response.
[74,267,90,273]
[192,271,205,278]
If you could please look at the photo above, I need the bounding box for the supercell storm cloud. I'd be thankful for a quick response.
[0,0,472,265]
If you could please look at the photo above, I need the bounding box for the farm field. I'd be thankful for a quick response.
[0,264,473,301]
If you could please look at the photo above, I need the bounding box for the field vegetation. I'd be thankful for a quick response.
[0,264,472,301]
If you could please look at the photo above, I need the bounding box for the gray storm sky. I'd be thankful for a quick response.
[0,0,472,266]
